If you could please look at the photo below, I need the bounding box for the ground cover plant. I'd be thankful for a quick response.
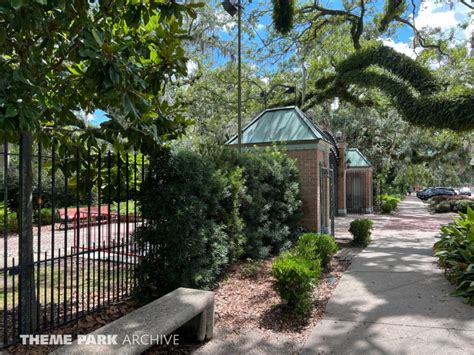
[433,208,474,304]
[349,218,374,247]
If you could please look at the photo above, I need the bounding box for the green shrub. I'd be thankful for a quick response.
[379,194,401,214]
[454,200,474,213]
[134,149,242,300]
[206,146,302,259]
[34,208,61,225]
[315,234,339,267]
[134,146,302,301]
[430,195,469,204]
[434,201,454,213]
[431,199,474,214]
[293,233,338,269]
[0,211,19,234]
[349,218,374,247]
[272,254,320,314]
[434,208,474,303]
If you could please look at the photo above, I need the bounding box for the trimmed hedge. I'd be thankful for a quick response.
[293,233,338,269]
[134,146,302,301]
[431,198,474,214]
[349,218,374,247]
[272,233,338,314]
[272,254,319,314]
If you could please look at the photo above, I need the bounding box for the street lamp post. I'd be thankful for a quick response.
[222,0,243,152]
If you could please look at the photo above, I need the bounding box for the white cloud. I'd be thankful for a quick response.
[382,38,418,58]
[186,60,198,76]
[261,77,270,84]
[414,0,472,41]
[414,1,458,30]
[256,23,265,31]
[216,11,236,33]
[381,0,473,58]
[74,110,94,123]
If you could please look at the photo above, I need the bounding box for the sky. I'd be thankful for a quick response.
[89,0,472,125]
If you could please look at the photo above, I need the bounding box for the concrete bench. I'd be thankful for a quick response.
[53,287,214,354]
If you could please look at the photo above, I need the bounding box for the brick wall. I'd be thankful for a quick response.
[287,149,327,232]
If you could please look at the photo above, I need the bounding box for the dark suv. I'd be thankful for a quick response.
[419,187,455,201]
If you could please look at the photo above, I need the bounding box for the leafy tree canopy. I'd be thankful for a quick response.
[269,0,474,131]
[0,0,200,151]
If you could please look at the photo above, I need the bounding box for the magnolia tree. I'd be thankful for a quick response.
[0,0,199,332]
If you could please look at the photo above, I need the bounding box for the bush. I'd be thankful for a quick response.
[349,218,374,247]
[430,195,469,204]
[379,194,401,214]
[431,199,474,214]
[433,208,474,303]
[293,233,338,269]
[454,200,474,213]
[433,201,454,213]
[0,211,19,234]
[272,254,320,314]
[206,146,302,259]
[134,149,242,300]
[134,146,302,301]
[34,208,61,225]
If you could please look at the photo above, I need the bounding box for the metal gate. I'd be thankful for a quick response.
[0,139,147,348]
[347,170,366,214]
[319,164,335,236]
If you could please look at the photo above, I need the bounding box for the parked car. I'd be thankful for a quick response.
[419,187,455,201]
[459,187,472,196]
[417,187,432,199]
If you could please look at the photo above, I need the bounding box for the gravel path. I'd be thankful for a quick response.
[0,222,138,269]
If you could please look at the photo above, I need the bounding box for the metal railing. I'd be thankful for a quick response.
[0,140,146,347]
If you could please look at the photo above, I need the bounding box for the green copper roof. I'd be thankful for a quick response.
[346,148,372,168]
[226,106,327,144]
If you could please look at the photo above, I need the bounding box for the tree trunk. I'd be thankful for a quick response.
[19,131,37,333]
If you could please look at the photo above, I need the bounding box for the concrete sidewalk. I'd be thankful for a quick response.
[302,196,474,354]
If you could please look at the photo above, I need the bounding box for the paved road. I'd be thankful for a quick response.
[302,196,474,354]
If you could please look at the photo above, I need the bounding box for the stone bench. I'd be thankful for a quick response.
[53,287,214,354]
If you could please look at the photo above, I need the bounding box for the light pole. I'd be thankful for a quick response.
[222,0,242,151]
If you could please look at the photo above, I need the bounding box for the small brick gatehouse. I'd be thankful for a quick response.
[226,106,373,233]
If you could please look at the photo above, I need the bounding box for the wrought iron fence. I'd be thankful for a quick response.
[0,139,146,348]
[346,169,369,214]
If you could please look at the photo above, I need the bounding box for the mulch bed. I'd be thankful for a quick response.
[6,254,352,354]
[210,257,350,345]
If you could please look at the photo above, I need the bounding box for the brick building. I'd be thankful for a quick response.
[346,148,374,213]
[227,106,373,233]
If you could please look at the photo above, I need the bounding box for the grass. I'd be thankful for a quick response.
[0,257,133,309]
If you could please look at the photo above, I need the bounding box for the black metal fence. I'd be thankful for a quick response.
[0,140,146,347]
